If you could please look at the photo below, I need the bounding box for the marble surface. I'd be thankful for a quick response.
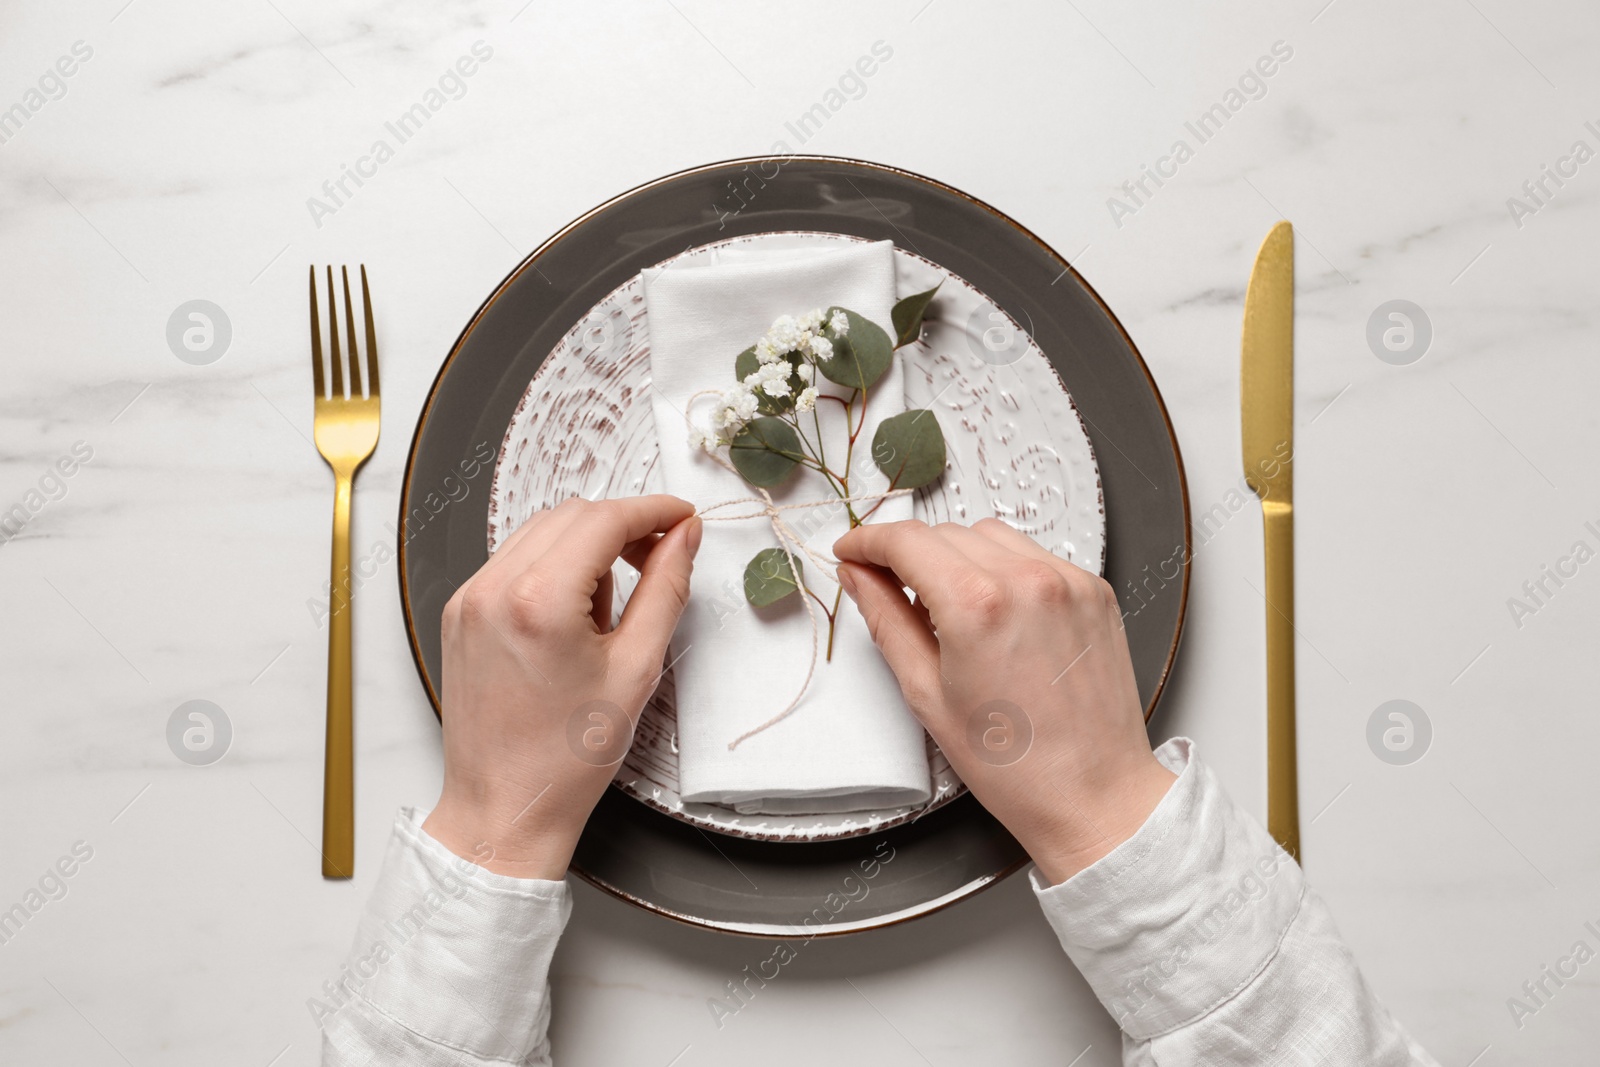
[2,0,1596,1063]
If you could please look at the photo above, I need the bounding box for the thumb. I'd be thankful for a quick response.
[837,562,942,708]
[613,515,700,669]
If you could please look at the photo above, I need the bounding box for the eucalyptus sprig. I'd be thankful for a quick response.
[690,286,945,660]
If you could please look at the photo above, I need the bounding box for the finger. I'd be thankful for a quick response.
[591,567,614,633]
[485,497,587,579]
[612,516,701,669]
[970,517,1079,574]
[620,533,663,573]
[543,495,696,581]
[928,521,1021,568]
[491,508,550,559]
[970,517,1115,614]
[598,531,678,630]
[594,534,665,634]
[837,562,941,704]
[832,521,978,616]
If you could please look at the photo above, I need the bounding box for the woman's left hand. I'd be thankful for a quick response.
[422,495,701,879]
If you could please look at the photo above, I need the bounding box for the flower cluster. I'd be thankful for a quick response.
[753,309,848,364]
[693,308,850,450]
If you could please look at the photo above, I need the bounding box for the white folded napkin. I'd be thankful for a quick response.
[642,238,931,814]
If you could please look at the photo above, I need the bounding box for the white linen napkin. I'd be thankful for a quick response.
[642,237,931,814]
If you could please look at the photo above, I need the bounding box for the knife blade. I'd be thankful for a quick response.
[1241,220,1299,862]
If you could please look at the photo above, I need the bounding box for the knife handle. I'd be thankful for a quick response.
[1262,500,1300,862]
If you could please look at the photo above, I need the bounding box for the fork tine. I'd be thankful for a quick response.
[309,266,326,398]
[326,266,344,398]
[360,265,379,398]
[341,266,362,398]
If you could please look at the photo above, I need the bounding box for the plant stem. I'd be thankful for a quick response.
[803,582,841,662]
[809,405,851,504]
[810,405,827,472]
[841,388,862,526]
[825,584,843,661]
[783,416,848,498]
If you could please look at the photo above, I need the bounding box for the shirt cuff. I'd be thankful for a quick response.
[321,807,572,1063]
[1030,738,1304,1040]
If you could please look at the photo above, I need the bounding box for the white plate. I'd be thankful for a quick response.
[488,232,1105,841]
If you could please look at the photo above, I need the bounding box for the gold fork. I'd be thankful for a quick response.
[310,265,380,879]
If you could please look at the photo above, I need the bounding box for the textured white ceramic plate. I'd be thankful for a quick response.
[488,232,1105,841]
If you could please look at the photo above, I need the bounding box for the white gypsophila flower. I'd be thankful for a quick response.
[796,362,814,383]
[755,337,781,364]
[687,424,714,451]
[799,308,825,331]
[714,383,758,429]
[736,386,759,419]
[796,386,818,412]
[811,335,834,361]
[829,309,849,336]
[768,315,801,354]
[755,360,791,397]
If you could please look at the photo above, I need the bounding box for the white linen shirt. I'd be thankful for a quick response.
[321,739,1439,1065]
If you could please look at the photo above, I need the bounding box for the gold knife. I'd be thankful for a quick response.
[1241,221,1299,862]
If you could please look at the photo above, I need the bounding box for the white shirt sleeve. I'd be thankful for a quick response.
[326,740,1437,1066]
[319,808,571,1067]
[1032,738,1440,1066]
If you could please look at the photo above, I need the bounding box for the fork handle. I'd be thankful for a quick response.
[322,473,355,879]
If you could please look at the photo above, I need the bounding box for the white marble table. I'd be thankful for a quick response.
[3,1,1596,1063]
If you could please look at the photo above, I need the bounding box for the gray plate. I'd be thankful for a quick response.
[398,156,1190,936]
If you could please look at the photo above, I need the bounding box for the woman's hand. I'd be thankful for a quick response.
[422,495,701,880]
[833,518,1174,884]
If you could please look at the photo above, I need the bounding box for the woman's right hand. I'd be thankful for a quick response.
[833,518,1175,885]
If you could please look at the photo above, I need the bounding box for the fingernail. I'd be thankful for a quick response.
[685,516,703,561]
[837,564,857,598]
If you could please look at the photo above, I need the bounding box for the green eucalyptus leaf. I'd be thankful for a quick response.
[818,308,893,392]
[744,547,803,606]
[891,284,941,348]
[871,409,947,490]
[730,416,804,487]
[734,345,759,381]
